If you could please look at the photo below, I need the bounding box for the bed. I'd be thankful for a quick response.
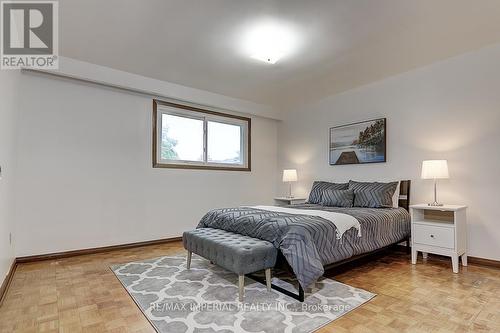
[197,180,411,301]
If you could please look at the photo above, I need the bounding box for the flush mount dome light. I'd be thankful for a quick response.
[241,20,298,64]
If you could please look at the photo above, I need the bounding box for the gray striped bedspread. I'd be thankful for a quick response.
[197,204,410,289]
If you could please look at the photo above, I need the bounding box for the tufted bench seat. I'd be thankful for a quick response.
[183,228,278,301]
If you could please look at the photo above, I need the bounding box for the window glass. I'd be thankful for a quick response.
[161,114,204,162]
[207,121,242,164]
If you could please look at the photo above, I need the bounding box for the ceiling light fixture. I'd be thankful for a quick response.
[241,19,298,64]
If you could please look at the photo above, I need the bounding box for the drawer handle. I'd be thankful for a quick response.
[430,234,435,238]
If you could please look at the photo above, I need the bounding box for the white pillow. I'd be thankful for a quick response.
[392,181,401,208]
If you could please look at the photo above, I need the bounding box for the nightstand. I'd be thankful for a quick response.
[410,204,467,273]
[274,197,306,206]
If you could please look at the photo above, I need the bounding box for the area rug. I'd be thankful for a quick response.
[111,254,375,333]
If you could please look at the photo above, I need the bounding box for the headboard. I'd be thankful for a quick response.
[398,180,411,212]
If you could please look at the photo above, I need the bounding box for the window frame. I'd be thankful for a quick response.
[152,100,251,171]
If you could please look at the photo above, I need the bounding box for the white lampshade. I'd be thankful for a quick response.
[282,169,298,182]
[421,160,449,180]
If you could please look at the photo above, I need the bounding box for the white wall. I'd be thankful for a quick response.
[278,43,500,261]
[0,71,19,280]
[38,57,282,120]
[14,71,278,257]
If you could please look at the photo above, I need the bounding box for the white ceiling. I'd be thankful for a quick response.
[60,0,500,109]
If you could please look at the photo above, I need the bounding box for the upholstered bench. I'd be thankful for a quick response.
[183,228,278,301]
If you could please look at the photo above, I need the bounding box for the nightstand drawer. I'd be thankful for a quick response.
[413,224,454,249]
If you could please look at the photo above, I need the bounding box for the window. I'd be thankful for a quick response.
[153,100,251,171]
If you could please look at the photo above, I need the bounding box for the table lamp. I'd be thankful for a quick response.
[421,160,449,206]
[282,169,298,198]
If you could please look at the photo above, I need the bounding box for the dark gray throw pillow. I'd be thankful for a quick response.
[308,181,349,204]
[349,180,398,208]
[321,189,354,207]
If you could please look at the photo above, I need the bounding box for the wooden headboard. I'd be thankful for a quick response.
[398,180,411,211]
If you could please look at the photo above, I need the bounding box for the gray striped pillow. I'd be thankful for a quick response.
[308,181,349,204]
[349,181,398,208]
[321,189,354,207]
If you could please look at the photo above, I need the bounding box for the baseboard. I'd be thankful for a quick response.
[0,259,17,306]
[16,236,183,264]
[422,254,500,270]
[468,256,500,269]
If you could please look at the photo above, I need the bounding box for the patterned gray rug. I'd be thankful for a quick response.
[111,254,375,333]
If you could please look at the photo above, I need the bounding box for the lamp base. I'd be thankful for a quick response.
[429,180,444,207]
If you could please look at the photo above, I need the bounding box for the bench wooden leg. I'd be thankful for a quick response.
[238,275,245,302]
[265,268,272,292]
[187,251,192,270]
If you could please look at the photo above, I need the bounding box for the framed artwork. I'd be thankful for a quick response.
[329,118,386,165]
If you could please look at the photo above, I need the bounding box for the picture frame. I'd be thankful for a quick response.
[329,118,386,165]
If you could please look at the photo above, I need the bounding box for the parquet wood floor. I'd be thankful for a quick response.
[0,242,498,332]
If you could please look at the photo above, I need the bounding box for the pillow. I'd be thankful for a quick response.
[349,180,399,208]
[321,189,354,207]
[308,181,349,204]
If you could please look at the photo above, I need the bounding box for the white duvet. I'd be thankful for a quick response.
[251,205,361,239]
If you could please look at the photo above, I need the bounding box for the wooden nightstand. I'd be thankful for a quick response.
[410,204,467,273]
[274,197,306,206]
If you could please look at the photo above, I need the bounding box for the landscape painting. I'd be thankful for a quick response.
[329,118,386,165]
